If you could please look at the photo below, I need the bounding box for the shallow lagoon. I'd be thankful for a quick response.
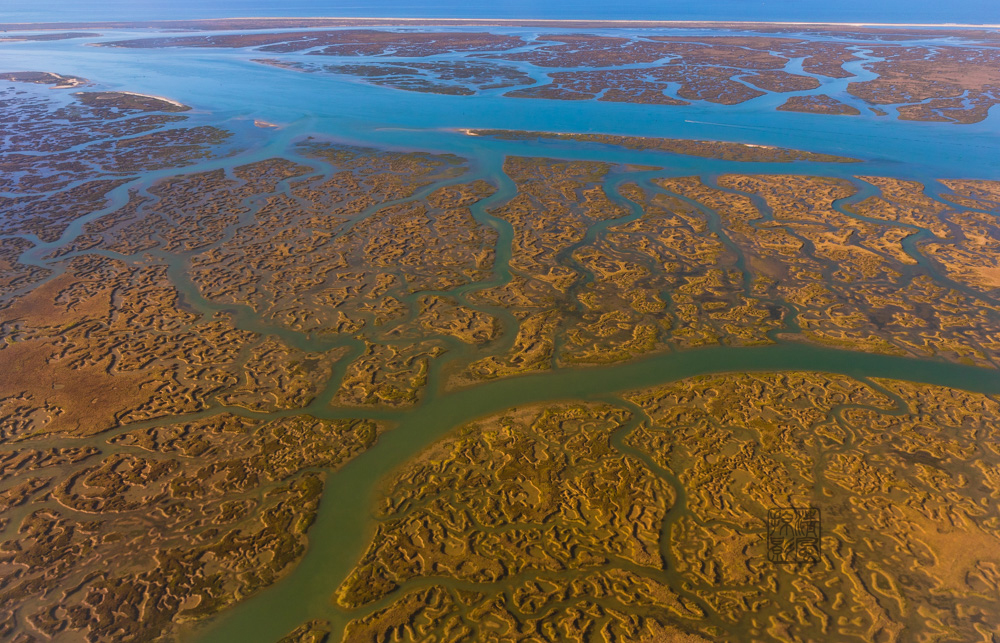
[2,28,1000,182]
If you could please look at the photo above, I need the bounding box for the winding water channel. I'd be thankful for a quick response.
[193,341,1000,642]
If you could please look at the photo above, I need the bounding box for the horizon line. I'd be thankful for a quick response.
[3,16,1000,30]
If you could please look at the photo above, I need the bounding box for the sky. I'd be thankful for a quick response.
[2,0,999,25]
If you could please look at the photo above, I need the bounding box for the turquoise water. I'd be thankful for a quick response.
[1,29,1000,182]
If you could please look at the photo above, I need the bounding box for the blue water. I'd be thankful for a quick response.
[3,0,999,25]
[2,28,999,181]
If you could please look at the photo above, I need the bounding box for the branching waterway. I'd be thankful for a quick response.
[192,342,1000,642]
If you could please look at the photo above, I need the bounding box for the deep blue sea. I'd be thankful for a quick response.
[2,0,999,24]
